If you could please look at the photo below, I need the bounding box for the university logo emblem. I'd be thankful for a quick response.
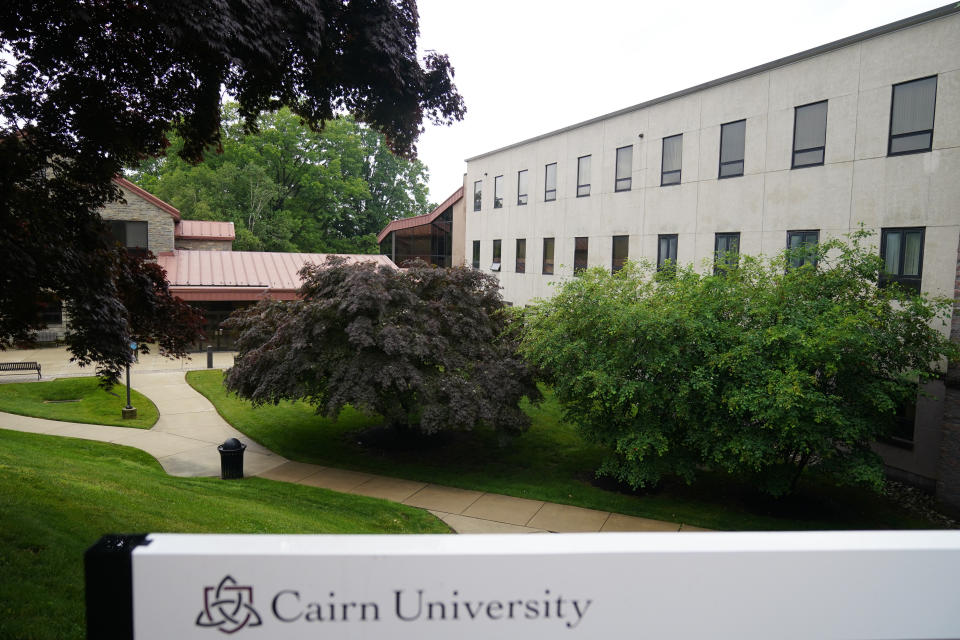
[196,575,263,634]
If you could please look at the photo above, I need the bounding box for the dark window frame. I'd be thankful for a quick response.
[661,134,682,186]
[714,232,741,274]
[792,100,827,169]
[517,169,528,206]
[109,220,149,257]
[880,227,925,293]
[888,75,937,157]
[573,236,589,274]
[542,237,555,275]
[615,145,632,192]
[576,155,591,197]
[471,240,480,270]
[544,163,557,202]
[786,230,819,269]
[718,119,746,179]
[657,234,678,272]
[611,235,629,274]
[516,238,526,274]
[491,239,502,272]
[493,175,504,209]
[473,180,482,212]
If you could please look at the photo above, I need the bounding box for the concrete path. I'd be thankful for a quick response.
[0,355,706,533]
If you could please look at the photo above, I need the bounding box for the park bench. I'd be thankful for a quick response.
[0,362,41,380]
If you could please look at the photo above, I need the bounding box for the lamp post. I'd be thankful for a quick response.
[122,341,138,419]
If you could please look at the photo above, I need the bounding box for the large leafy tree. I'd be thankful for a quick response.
[519,234,957,496]
[0,0,464,382]
[130,107,432,254]
[224,258,541,438]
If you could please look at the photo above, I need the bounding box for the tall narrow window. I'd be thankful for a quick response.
[714,232,740,274]
[889,76,937,156]
[517,170,529,206]
[611,235,629,273]
[516,238,526,273]
[491,239,502,272]
[542,238,555,275]
[472,240,480,269]
[574,237,589,273]
[786,230,819,269]
[544,163,557,201]
[793,101,827,168]
[473,180,482,211]
[493,175,504,209]
[657,234,678,272]
[577,155,591,197]
[661,134,682,186]
[719,120,746,178]
[615,146,632,191]
[880,227,924,293]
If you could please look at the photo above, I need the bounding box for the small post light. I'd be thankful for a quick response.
[122,341,138,419]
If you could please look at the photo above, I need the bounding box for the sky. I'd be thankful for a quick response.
[412,0,948,203]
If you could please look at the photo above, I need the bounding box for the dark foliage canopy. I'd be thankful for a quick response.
[224,258,540,437]
[0,0,464,382]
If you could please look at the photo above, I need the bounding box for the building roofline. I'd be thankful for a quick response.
[465,3,960,162]
[376,186,464,243]
[112,176,182,221]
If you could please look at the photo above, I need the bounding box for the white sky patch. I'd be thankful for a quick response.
[413,0,947,203]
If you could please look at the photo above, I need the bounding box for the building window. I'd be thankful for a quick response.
[516,238,526,273]
[889,76,937,156]
[544,163,557,201]
[714,232,740,274]
[661,134,682,186]
[792,101,827,168]
[786,230,819,269]
[576,155,591,197]
[612,235,628,273]
[615,146,632,191]
[472,240,480,269]
[37,295,62,326]
[491,239,502,272]
[493,175,504,209]
[657,234,678,272]
[719,119,746,179]
[880,227,924,293]
[517,170,528,206]
[574,237,588,274]
[109,220,148,256]
[542,237,555,275]
[473,180,482,211]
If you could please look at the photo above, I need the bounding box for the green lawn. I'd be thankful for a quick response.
[0,429,448,640]
[187,369,938,531]
[0,376,158,428]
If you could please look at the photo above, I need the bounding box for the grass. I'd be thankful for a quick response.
[187,369,940,531]
[0,428,448,640]
[0,376,159,429]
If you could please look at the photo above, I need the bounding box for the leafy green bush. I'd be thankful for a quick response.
[520,232,957,496]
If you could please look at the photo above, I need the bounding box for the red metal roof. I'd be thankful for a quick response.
[376,187,463,243]
[174,220,236,241]
[157,250,396,301]
[112,177,181,221]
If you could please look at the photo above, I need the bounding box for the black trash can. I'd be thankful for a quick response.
[218,438,246,479]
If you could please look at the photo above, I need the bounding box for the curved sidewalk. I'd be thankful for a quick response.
[0,368,706,534]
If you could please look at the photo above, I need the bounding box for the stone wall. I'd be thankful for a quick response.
[175,238,233,251]
[99,186,176,254]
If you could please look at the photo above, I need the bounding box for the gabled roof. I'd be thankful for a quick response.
[112,176,181,221]
[157,250,396,301]
[175,220,236,241]
[376,187,463,243]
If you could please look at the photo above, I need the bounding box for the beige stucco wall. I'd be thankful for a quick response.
[465,11,960,310]
[99,185,176,254]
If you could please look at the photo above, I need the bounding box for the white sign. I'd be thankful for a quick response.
[130,531,960,639]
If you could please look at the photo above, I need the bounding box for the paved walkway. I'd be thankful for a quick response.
[0,351,707,533]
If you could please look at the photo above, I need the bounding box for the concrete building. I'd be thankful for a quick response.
[464,4,960,508]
